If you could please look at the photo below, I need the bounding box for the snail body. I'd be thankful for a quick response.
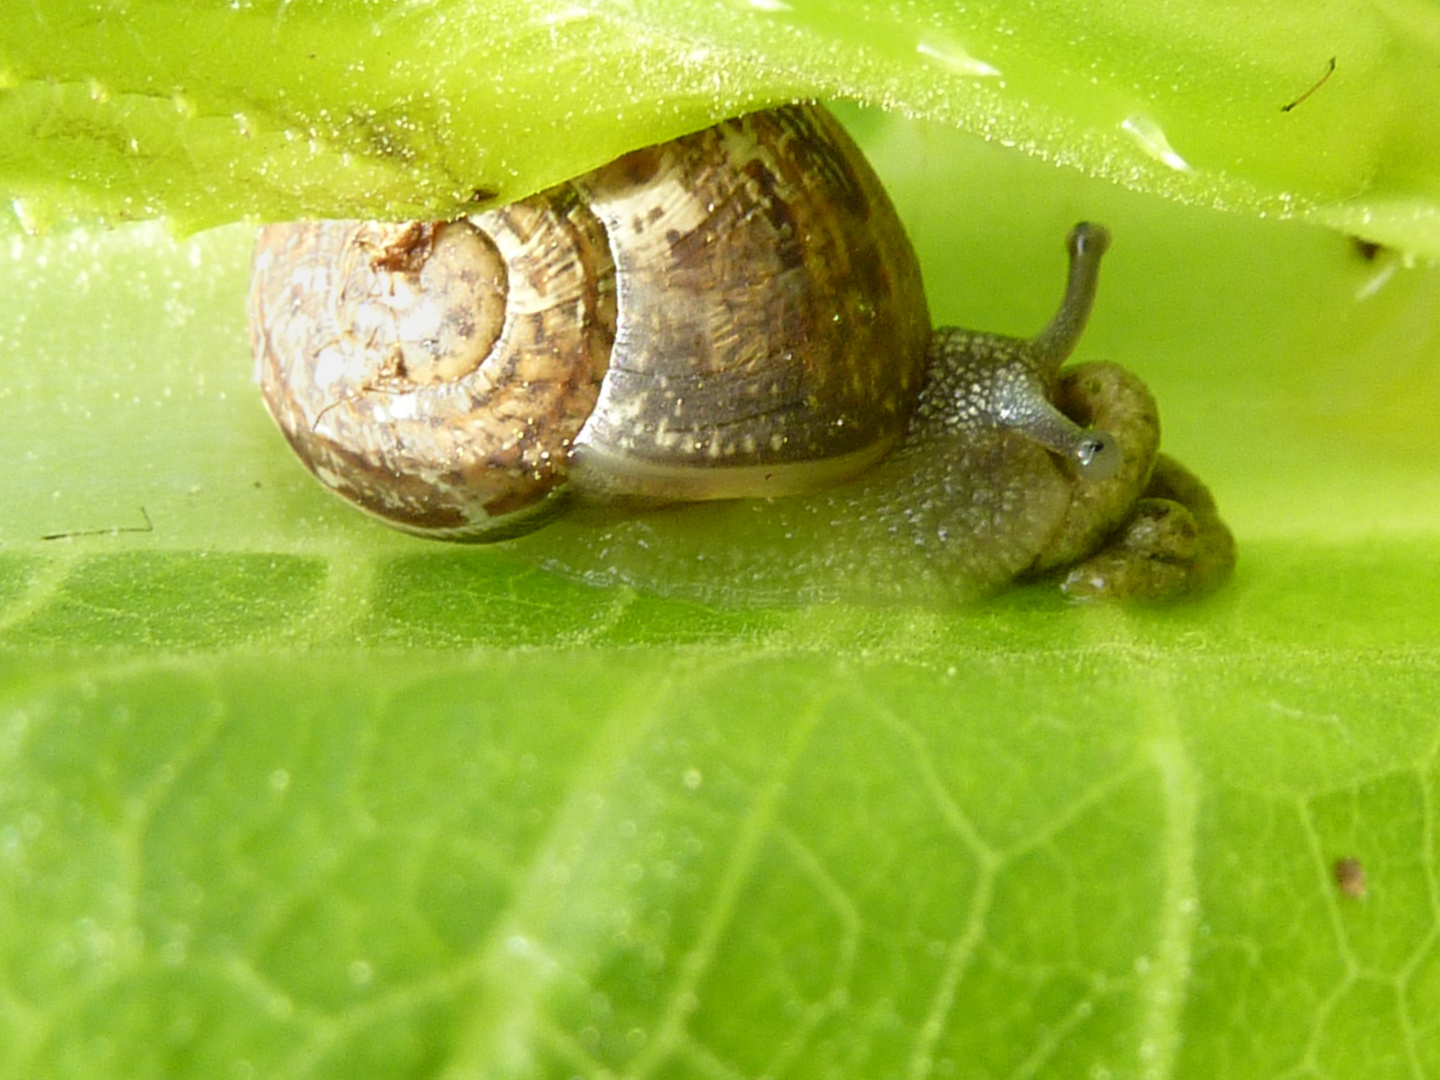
[249,104,1234,604]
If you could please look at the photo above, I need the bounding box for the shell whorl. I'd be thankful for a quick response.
[250,194,617,537]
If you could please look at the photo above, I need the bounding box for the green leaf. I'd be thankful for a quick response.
[3,0,1440,254]
[3,1,1440,1078]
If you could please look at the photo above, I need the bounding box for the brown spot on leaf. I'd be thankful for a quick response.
[1333,857,1367,898]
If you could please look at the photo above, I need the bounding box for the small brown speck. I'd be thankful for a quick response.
[369,221,438,274]
[1334,857,1367,899]
[1351,237,1384,262]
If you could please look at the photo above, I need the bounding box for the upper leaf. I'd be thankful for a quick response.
[2,0,1439,255]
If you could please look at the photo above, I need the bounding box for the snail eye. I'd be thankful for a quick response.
[1074,430,1121,481]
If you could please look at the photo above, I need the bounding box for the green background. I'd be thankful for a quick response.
[3,1,1440,1077]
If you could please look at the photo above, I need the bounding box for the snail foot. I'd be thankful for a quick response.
[1058,454,1235,602]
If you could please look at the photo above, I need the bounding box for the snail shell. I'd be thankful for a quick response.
[249,104,931,538]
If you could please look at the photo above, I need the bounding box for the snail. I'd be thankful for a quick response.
[249,103,1234,606]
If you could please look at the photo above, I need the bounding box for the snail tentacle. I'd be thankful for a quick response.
[930,221,1121,480]
[1028,222,1111,370]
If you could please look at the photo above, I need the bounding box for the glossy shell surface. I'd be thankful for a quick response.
[567,105,930,502]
